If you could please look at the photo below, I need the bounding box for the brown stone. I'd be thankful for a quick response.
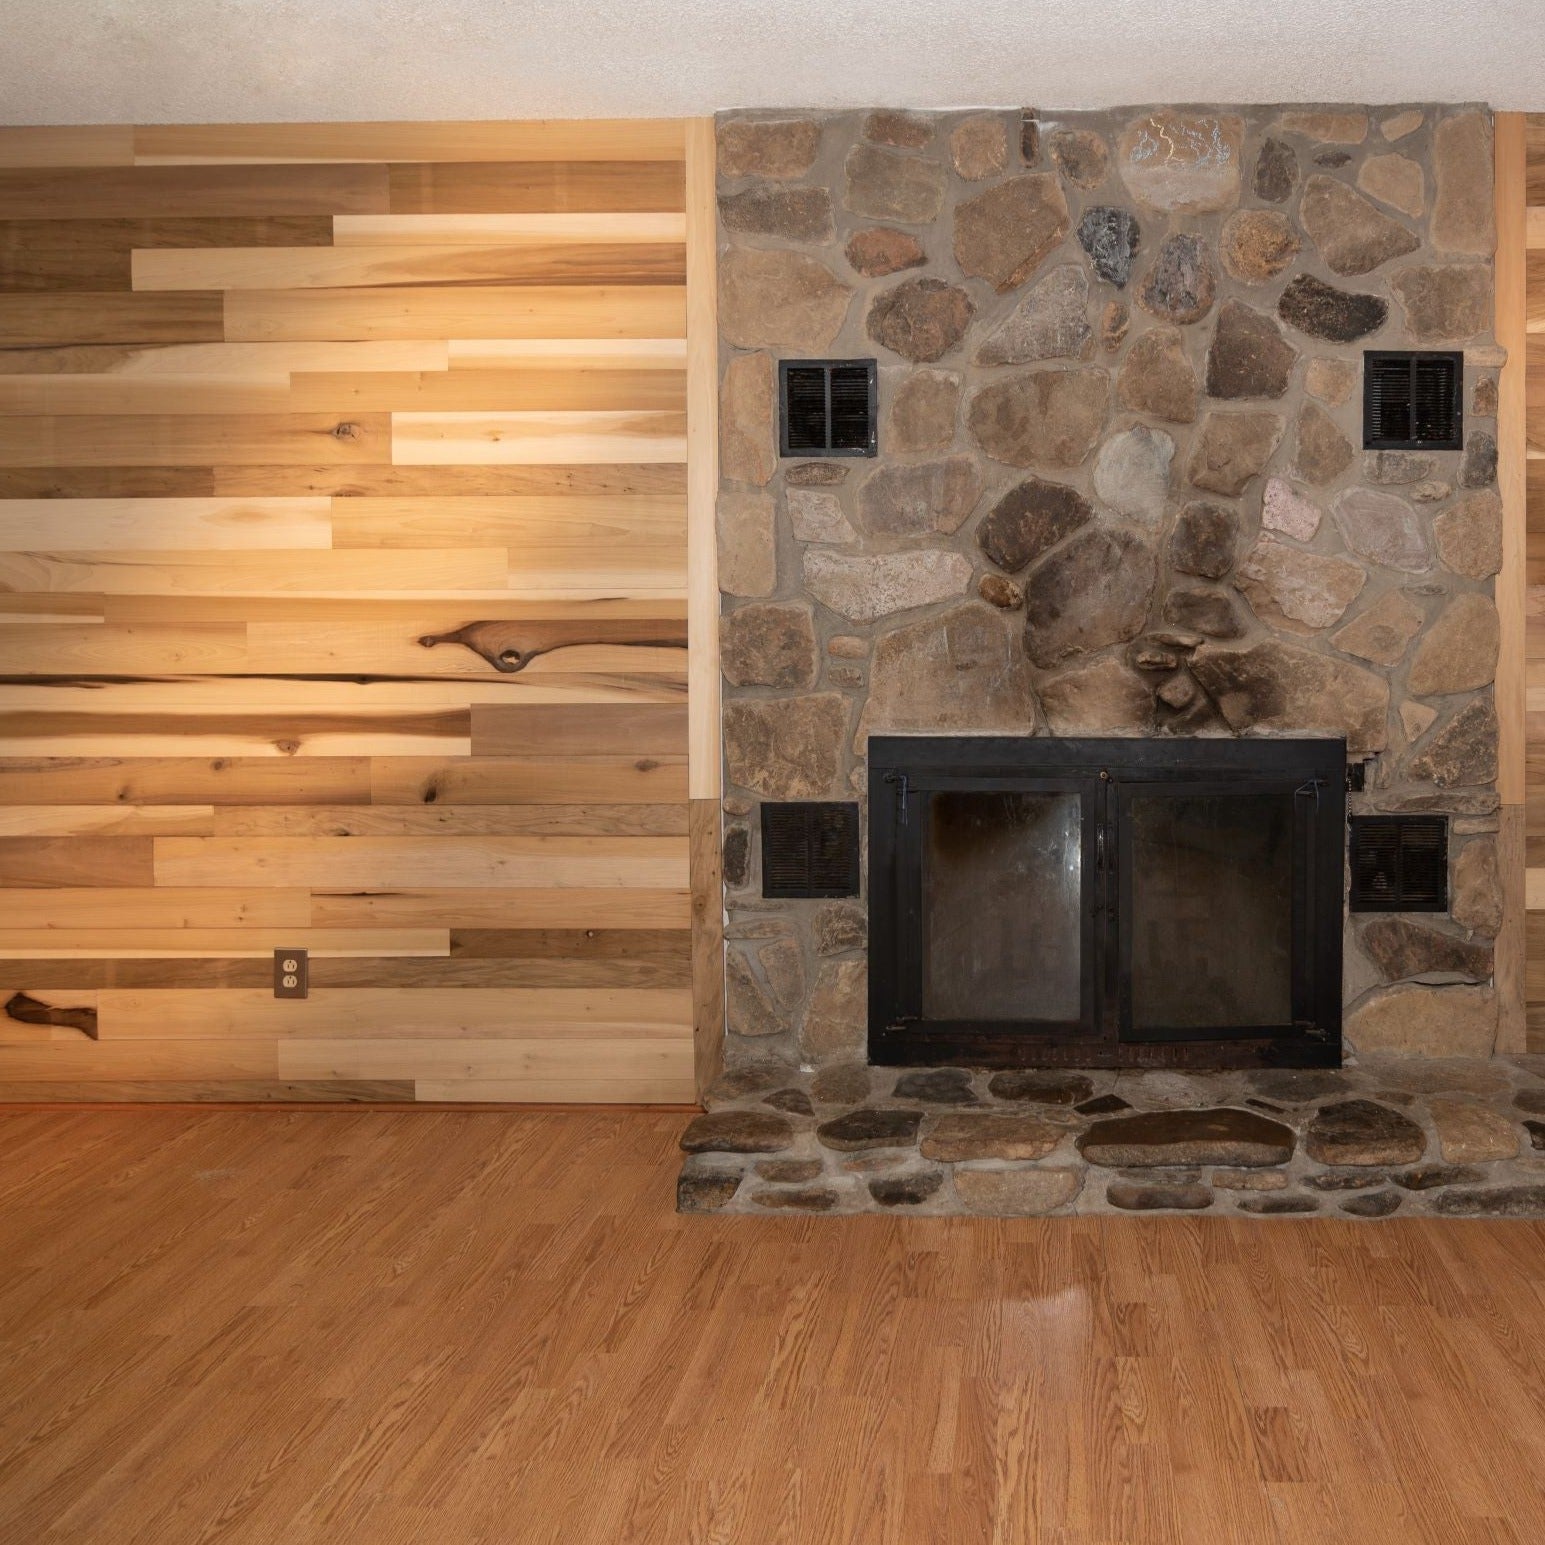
[707,1060,790,1100]
[1092,425,1174,528]
[1395,1163,1484,1190]
[1022,526,1158,668]
[979,573,1023,609]
[1429,1099,1518,1163]
[1330,589,1424,666]
[1253,136,1299,203]
[856,455,981,536]
[1408,593,1499,696]
[1170,501,1238,580]
[716,490,776,597]
[1186,410,1284,495]
[868,1171,945,1207]
[954,1167,1082,1216]
[1163,586,1243,638]
[1236,1194,1320,1215]
[864,109,934,149]
[1101,300,1130,352]
[1079,1108,1294,1167]
[1261,477,1323,541]
[724,693,847,798]
[1048,127,1109,188]
[1358,153,1425,217]
[845,226,926,278]
[867,276,975,364]
[1296,403,1355,485]
[1234,535,1365,633]
[888,369,960,452]
[1190,639,1389,755]
[811,1062,870,1104]
[894,1068,978,1105]
[1332,488,1429,571]
[1452,837,1503,937]
[803,548,972,623]
[1020,111,1041,164]
[719,248,851,351]
[801,958,867,1060]
[1212,1169,1290,1192]
[1409,697,1499,787]
[968,368,1110,470]
[787,462,848,486]
[974,265,1091,366]
[1306,358,1359,405]
[681,1109,794,1154]
[844,143,946,223]
[1304,1100,1423,1166]
[786,487,854,544]
[726,946,791,1038]
[1344,984,1498,1058]
[1360,917,1493,982]
[721,602,817,689]
[1400,699,1438,742]
[987,1071,1095,1104]
[1381,109,1424,141]
[815,1107,921,1152]
[719,350,776,487]
[1461,431,1498,489]
[763,1086,813,1117]
[1136,233,1216,324]
[921,1113,1062,1162]
[1300,175,1420,275]
[1281,111,1369,143]
[1365,450,1436,485]
[1117,111,1243,212]
[1205,300,1299,400]
[976,477,1092,572]
[1473,377,1499,417]
[721,824,749,888]
[813,900,866,956]
[1430,1186,1545,1217]
[950,114,1007,181]
[1040,657,1156,735]
[953,173,1071,291]
[1220,210,1301,283]
[717,117,821,180]
[718,183,833,242]
[1107,1182,1214,1211]
[756,1157,823,1184]
[1339,1189,1403,1217]
[1432,110,1495,255]
[677,1160,742,1212]
[751,1185,838,1212]
[1116,325,1198,423]
[1391,264,1493,342]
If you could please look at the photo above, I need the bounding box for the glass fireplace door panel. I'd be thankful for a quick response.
[923,790,1084,1022]
[1123,787,1294,1036]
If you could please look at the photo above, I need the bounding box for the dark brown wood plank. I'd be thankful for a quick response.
[0,837,153,887]
[471,702,688,757]
[0,163,390,219]
[0,293,223,346]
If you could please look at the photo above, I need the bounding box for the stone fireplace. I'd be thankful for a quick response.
[679,101,1534,1218]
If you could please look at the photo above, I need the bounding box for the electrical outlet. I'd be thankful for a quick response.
[274,948,308,999]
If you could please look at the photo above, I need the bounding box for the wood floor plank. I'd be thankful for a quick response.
[0,497,333,550]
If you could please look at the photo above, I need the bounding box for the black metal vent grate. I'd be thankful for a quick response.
[779,359,877,457]
[1348,815,1448,912]
[761,802,861,898]
[1363,351,1463,450]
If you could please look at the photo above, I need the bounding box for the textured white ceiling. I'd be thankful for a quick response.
[4,0,1544,124]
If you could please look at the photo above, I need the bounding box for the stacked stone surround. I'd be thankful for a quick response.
[712,102,1507,1109]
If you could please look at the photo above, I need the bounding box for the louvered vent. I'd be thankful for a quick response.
[761,802,861,899]
[779,359,877,457]
[1363,351,1463,450]
[1348,815,1448,912]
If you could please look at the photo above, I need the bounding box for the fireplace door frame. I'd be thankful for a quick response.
[867,735,1346,1071]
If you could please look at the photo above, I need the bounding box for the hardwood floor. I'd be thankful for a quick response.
[4,1110,1545,1542]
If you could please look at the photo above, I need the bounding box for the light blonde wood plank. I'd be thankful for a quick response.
[210,803,686,836]
[327,493,684,548]
[0,378,295,416]
[0,806,214,837]
[0,126,136,167]
[368,756,689,805]
[0,888,311,929]
[310,888,691,928]
[334,213,686,244]
[414,1076,696,1102]
[97,594,684,625]
[447,337,686,370]
[0,622,246,674]
[0,413,389,467]
[287,368,686,413]
[0,929,447,959]
[0,1039,280,1080]
[0,498,332,551]
[391,410,686,465]
[0,339,450,380]
[276,1035,693,1082]
[1,676,621,711]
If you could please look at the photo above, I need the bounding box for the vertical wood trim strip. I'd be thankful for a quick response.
[688,797,724,1102]
[1494,112,1527,1053]
[684,117,721,802]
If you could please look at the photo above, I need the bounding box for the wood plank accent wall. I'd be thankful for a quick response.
[0,119,706,1105]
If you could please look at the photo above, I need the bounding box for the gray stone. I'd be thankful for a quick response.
[953,173,1070,291]
[856,455,981,537]
[1163,586,1243,638]
[975,478,1092,573]
[787,462,848,486]
[1022,526,1158,668]
[1107,1182,1214,1211]
[726,948,791,1038]
[1077,1094,1131,1115]
[1409,698,1499,787]
[724,694,847,798]
[813,901,866,956]
[1077,205,1141,287]
[1205,301,1298,399]
[921,1113,1063,1161]
[844,143,946,223]
[1330,589,1424,666]
[1343,984,1497,1057]
[894,1068,979,1105]
[1253,136,1299,202]
[721,824,749,888]
[1429,1186,1545,1218]
[681,1110,795,1154]
[1234,535,1365,633]
[707,1060,791,1100]
[1517,1089,1545,1116]
[1452,837,1503,937]
[1219,209,1301,282]
[1461,431,1498,489]
[811,1063,870,1105]
[888,369,960,452]
[720,350,776,486]
[950,114,1008,181]
[1304,1100,1424,1166]
[1079,1108,1295,1167]
[868,1170,945,1207]
[801,959,867,1059]
[1092,424,1174,528]
[867,276,975,363]
[1236,1195,1319,1215]
[1300,175,1420,275]
[1365,450,1436,484]
[1137,233,1216,324]
[718,117,821,179]
[1296,403,1355,485]
[1407,593,1499,695]
[719,183,833,241]
[1435,492,1502,578]
[816,1107,922,1152]
[751,1185,839,1212]
[1395,1164,1485,1190]
[803,548,972,623]
[786,487,854,544]
[1190,639,1389,754]
[1186,410,1285,495]
[1248,1067,1350,1102]
[1360,917,1493,982]
[720,603,817,689]
[845,226,926,278]
[1116,325,1198,423]
[1391,264,1493,342]
[1276,274,1388,343]
[1431,110,1495,256]
[864,109,934,149]
[954,1167,1082,1215]
[757,1157,824,1183]
[1117,111,1243,213]
[1039,657,1156,735]
[1261,477,1323,541]
[1309,1171,1388,1191]
[720,248,851,351]
[677,1159,743,1212]
[968,368,1110,469]
[1049,127,1110,188]
[763,1088,815,1116]
[975,265,1091,366]
[1332,488,1430,572]
[987,1071,1095,1104]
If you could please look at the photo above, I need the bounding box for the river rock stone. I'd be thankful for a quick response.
[1186,410,1284,495]
[1049,127,1110,187]
[845,226,926,278]
[950,114,1008,180]
[864,109,933,148]
[720,350,776,485]
[1137,233,1216,324]
[803,548,972,623]
[968,368,1110,469]
[1253,136,1299,202]
[720,248,851,351]
[1344,984,1498,1057]
[1452,836,1503,936]
[856,455,981,536]
[1220,210,1301,283]
[1382,109,1424,141]
[724,693,847,799]
[721,603,818,689]
[894,1068,979,1105]
[1297,403,1355,485]
[811,1062,869,1105]
[1429,1098,1518,1163]
[953,173,1071,292]
[1282,110,1369,143]
[1022,526,1158,668]
[719,183,833,242]
[1170,500,1238,579]
[787,487,855,544]
[763,1087,814,1117]
[1330,588,1424,666]
[718,117,821,179]
[1432,110,1495,256]
[1107,1182,1214,1211]
[1391,264,1493,342]
[1300,175,1420,275]
[1461,431,1498,489]
[1118,110,1243,212]
[1360,917,1493,982]
[1304,1100,1423,1166]
[1077,205,1141,287]
[801,959,867,1059]
[1235,535,1365,633]
[1040,656,1156,735]
[677,1159,742,1211]
[921,1113,1062,1161]
[867,276,975,363]
[1116,325,1197,422]
[1206,300,1299,399]
[717,490,776,597]
[1430,1185,1545,1217]
[1164,586,1243,638]
[1358,153,1425,217]
[751,1185,838,1212]
[1409,697,1498,787]
[1278,274,1388,343]
[868,1171,945,1207]
[1396,1163,1485,1190]
[1092,424,1173,527]
[1339,1189,1402,1217]
[987,1071,1096,1104]
[888,369,960,452]
[976,477,1092,572]
[816,1107,922,1152]
[756,1157,823,1184]
[948,1165,1085,1217]
[1408,593,1500,696]
[1332,488,1429,571]
[975,265,1091,365]
[681,1109,795,1155]
[1261,477,1323,541]
[1080,1108,1294,1167]
[844,143,946,223]
[1190,639,1389,753]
